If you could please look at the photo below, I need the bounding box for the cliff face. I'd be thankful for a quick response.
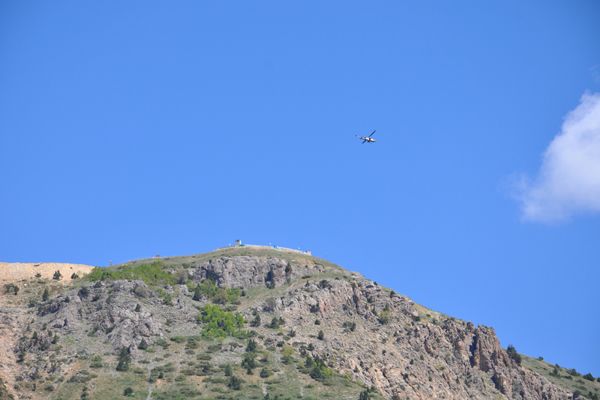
[0,249,573,400]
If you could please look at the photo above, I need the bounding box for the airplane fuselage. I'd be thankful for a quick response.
[360,137,376,143]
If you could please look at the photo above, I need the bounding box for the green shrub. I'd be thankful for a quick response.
[260,367,271,378]
[42,288,49,301]
[506,345,521,365]
[192,284,202,301]
[268,317,285,329]
[199,304,246,338]
[317,330,324,340]
[343,321,356,332]
[90,355,103,369]
[359,389,371,400]
[305,356,332,381]
[378,305,391,324]
[194,280,241,305]
[123,387,134,396]
[3,283,19,295]
[53,270,62,280]
[281,345,294,364]
[157,289,173,306]
[86,262,175,286]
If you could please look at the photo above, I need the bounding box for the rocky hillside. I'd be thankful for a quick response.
[0,247,595,400]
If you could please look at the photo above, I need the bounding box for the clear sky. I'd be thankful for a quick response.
[1,1,599,375]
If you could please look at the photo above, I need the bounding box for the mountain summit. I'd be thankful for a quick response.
[0,246,596,399]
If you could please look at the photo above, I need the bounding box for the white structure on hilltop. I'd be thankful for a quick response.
[228,239,311,255]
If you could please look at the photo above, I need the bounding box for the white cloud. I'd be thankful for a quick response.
[519,92,600,222]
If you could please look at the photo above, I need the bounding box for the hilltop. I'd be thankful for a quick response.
[0,247,597,400]
[0,263,94,283]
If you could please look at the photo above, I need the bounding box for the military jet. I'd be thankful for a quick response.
[358,130,376,144]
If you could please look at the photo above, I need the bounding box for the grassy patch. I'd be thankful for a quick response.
[86,262,175,286]
[522,355,600,399]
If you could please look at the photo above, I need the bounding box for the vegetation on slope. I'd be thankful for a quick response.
[86,262,175,286]
[523,356,600,400]
[1,247,592,400]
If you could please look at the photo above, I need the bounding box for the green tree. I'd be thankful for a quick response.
[269,316,284,329]
[583,373,595,381]
[228,375,242,390]
[42,288,49,302]
[241,352,257,374]
[250,312,261,327]
[317,330,325,340]
[116,347,131,372]
[224,364,233,377]
[53,270,62,280]
[138,339,148,350]
[506,345,521,365]
[265,270,275,289]
[193,284,202,301]
[123,387,134,397]
[305,356,332,381]
[246,339,257,353]
[199,304,246,338]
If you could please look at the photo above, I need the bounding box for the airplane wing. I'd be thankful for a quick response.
[368,130,376,137]
[362,139,367,144]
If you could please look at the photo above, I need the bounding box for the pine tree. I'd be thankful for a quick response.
[250,313,261,327]
[506,345,522,365]
[116,347,131,371]
[193,284,202,301]
[246,339,257,353]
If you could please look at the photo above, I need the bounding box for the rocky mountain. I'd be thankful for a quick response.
[0,247,597,400]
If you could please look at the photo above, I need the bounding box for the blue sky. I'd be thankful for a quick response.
[1,1,599,375]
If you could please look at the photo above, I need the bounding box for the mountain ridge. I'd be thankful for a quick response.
[0,247,597,399]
